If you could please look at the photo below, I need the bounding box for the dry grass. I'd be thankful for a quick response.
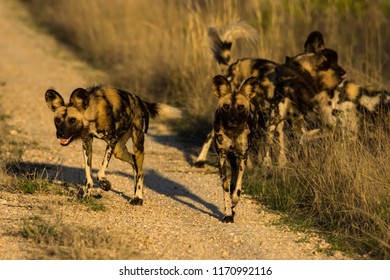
[18,0,390,258]
[20,215,139,259]
[22,0,390,135]
[246,121,390,258]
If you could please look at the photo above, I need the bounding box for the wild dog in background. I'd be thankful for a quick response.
[45,86,181,205]
[212,75,259,223]
[312,76,390,139]
[261,31,348,165]
[194,23,278,167]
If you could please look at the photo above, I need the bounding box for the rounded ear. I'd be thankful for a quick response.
[212,75,232,97]
[304,31,325,53]
[70,88,90,110]
[239,76,259,99]
[322,48,339,64]
[45,89,65,112]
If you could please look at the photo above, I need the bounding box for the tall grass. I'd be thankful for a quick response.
[20,0,390,258]
[22,0,390,134]
[246,122,390,258]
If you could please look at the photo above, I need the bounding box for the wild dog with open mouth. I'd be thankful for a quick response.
[45,86,181,205]
[212,75,258,223]
[195,24,277,167]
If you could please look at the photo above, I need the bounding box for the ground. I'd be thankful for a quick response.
[0,0,348,260]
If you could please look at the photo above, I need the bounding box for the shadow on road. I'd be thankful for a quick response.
[4,160,222,220]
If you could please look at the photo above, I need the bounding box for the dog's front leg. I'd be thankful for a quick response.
[81,136,93,198]
[218,151,233,223]
[97,144,115,191]
[231,155,246,210]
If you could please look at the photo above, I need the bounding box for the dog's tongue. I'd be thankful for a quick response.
[59,136,72,145]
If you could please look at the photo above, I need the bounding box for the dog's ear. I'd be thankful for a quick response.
[239,76,258,99]
[304,31,325,53]
[212,75,232,97]
[69,88,90,110]
[321,48,339,64]
[45,89,65,112]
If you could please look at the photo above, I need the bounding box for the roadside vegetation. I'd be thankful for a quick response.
[17,0,390,258]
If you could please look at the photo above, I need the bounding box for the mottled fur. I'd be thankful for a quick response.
[312,79,390,137]
[45,86,181,205]
[195,25,277,167]
[195,28,344,167]
[212,75,258,223]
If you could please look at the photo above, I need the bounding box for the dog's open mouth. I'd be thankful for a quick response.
[59,136,73,146]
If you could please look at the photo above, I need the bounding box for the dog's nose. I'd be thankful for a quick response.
[57,127,66,138]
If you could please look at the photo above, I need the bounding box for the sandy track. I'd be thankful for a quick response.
[0,0,347,259]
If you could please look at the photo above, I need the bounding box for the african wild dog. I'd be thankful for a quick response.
[281,43,390,143]
[212,75,259,223]
[195,27,343,167]
[311,77,390,139]
[45,86,181,205]
[195,25,277,167]
[261,31,348,165]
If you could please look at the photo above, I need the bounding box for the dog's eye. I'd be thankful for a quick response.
[68,117,76,125]
[237,105,245,111]
[54,117,61,124]
[223,104,230,110]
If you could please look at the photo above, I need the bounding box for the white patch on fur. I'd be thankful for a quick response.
[359,95,381,112]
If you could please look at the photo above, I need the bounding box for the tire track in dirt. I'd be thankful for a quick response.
[0,0,348,259]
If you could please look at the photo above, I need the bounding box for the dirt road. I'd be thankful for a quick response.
[0,0,347,259]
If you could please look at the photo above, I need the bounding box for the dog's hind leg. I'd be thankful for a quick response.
[128,128,145,206]
[194,130,214,168]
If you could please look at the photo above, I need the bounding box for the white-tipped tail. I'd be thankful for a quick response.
[155,103,183,120]
[145,101,182,120]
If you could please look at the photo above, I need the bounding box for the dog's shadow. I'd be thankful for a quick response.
[5,161,223,220]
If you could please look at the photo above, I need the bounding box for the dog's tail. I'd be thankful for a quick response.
[140,101,182,133]
[144,102,182,120]
[208,22,258,66]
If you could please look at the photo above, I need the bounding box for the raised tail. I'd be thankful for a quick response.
[208,22,258,66]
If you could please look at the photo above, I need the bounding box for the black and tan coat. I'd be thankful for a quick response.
[45,86,181,205]
[195,25,277,167]
[211,75,258,223]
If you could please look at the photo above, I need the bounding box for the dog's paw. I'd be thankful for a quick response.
[130,197,143,206]
[222,215,234,223]
[194,160,206,168]
[98,178,111,191]
[77,187,92,199]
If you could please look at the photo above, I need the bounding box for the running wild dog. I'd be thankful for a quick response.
[212,75,259,223]
[45,86,182,205]
[195,24,277,167]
